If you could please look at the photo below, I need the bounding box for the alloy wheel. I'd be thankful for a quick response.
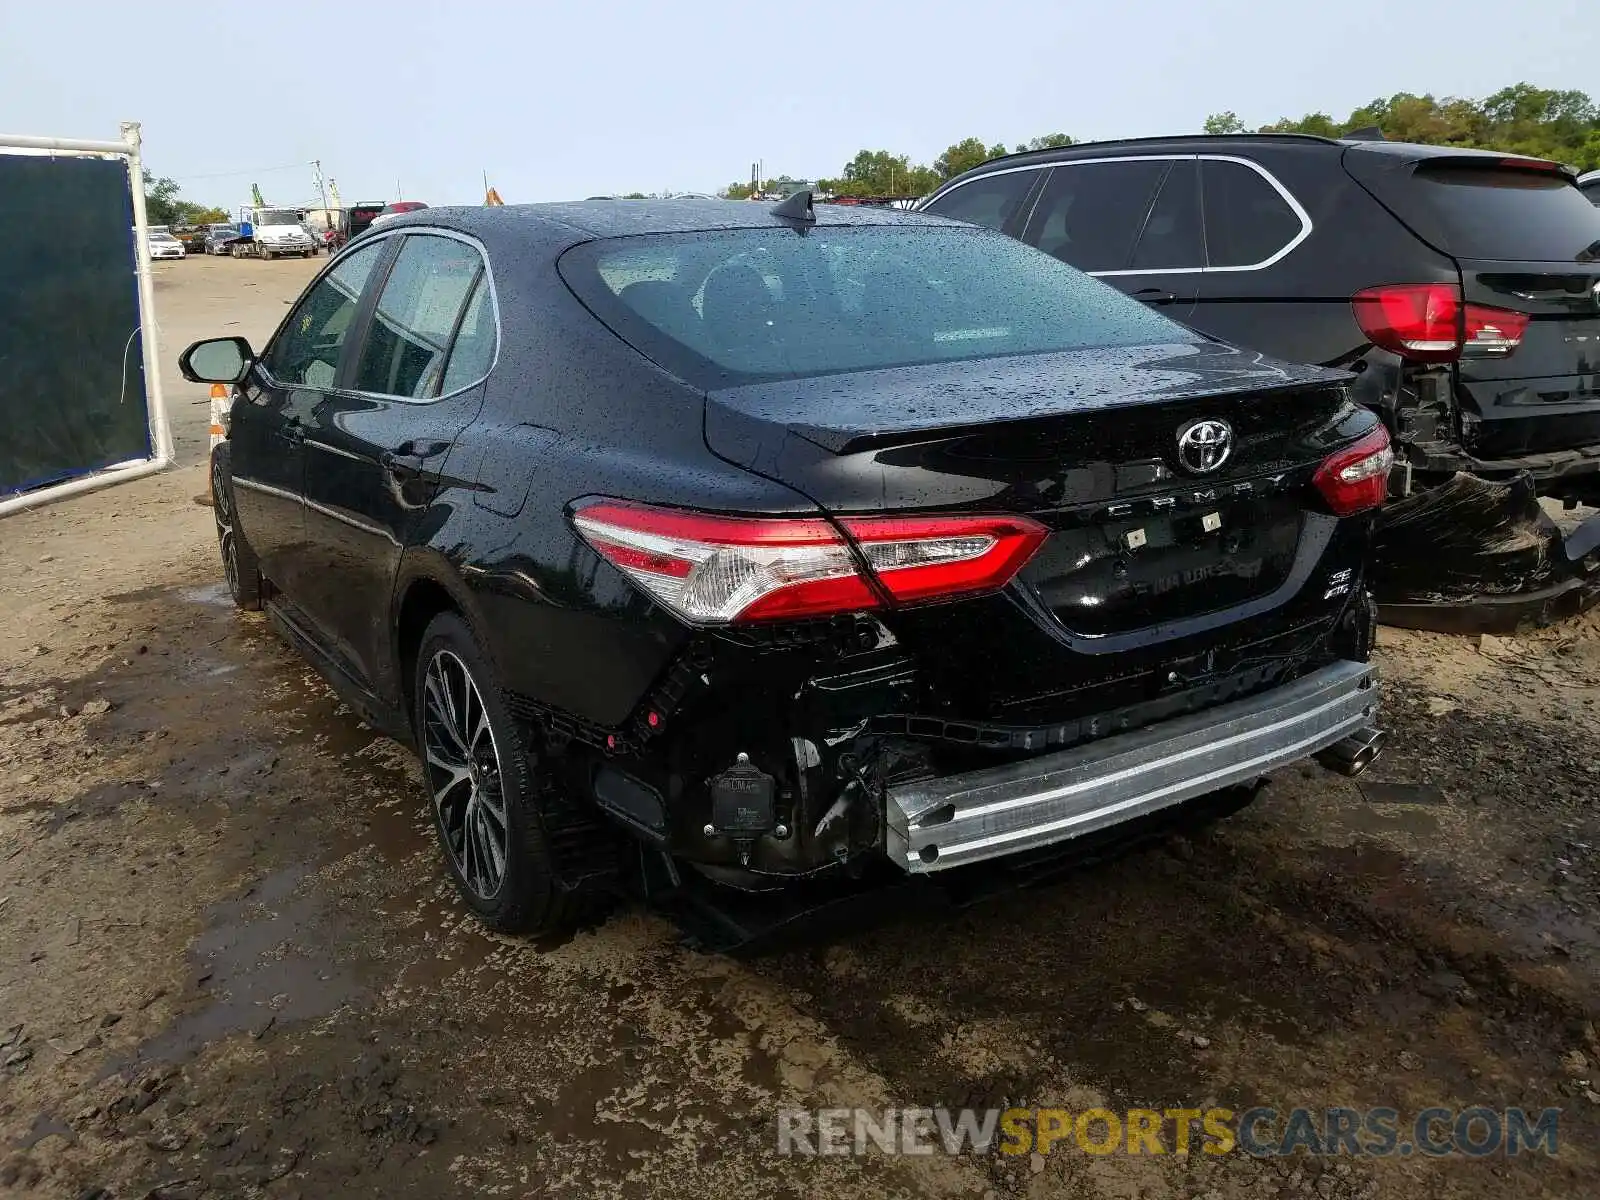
[422,649,510,900]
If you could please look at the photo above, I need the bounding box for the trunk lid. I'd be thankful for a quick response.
[704,341,1357,641]
[1455,260,1600,456]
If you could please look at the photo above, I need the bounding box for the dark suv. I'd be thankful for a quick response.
[920,136,1600,624]
[1581,170,1600,206]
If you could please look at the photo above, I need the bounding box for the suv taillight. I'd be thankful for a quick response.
[571,501,1047,625]
[1313,426,1394,516]
[1352,283,1529,362]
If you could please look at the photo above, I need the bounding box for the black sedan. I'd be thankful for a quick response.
[179,199,1391,936]
[203,225,243,256]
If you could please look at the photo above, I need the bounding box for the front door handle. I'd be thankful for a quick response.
[1131,288,1177,305]
[274,419,305,447]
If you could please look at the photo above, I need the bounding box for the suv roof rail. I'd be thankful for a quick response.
[943,131,1347,177]
[1342,126,1385,142]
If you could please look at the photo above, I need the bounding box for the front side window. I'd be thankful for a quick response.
[262,242,383,389]
[1201,159,1305,268]
[352,235,485,398]
[1023,160,1169,272]
[560,225,1197,388]
[921,170,1041,232]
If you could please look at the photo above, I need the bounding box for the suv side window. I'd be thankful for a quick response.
[922,169,1041,232]
[352,234,485,399]
[1201,159,1306,268]
[1022,160,1169,272]
[1128,160,1204,271]
[262,242,383,389]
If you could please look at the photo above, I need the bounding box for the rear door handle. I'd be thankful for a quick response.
[1131,288,1177,305]
[381,438,451,477]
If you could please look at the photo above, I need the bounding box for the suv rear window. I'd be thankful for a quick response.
[1408,164,1600,261]
[559,225,1197,387]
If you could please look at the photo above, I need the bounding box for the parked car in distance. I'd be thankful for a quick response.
[173,225,207,254]
[147,229,186,259]
[180,200,1390,937]
[367,200,428,231]
[1580,169,1600,206]
[204,224,243,255]
[918,136,1600,625]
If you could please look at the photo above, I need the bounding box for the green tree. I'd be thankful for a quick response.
[1015,133,1075,152]
[1203,112,1247,135]
[935,137,1000,181]
[144,176,183,225]
[1244,83,1600,171]
[825,149,935,196]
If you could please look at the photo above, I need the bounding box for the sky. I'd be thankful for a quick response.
[2,0,1596,208]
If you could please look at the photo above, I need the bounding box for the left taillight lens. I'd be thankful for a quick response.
[571,500,1047,625]
[1312,426,1394,516]
[1351,283,1529,361]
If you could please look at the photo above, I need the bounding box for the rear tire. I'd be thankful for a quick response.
[210,444,262,611]
[412,612,584,934]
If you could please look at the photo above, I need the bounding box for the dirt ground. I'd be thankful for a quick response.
[2,254,1599,1199]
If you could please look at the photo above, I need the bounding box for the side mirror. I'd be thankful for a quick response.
[179,336,254,384]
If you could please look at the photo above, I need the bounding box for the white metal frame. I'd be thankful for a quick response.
[0,122,172,517]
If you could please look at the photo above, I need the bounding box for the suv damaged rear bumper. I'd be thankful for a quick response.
[1372,472,1600,634]
[886,659,1379,874]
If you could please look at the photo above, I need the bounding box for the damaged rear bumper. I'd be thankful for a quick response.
[1372,472,1600,634]
[885,659,1378,874]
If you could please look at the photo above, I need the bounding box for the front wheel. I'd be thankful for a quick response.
[210,444,262,610]
[413,613,586,934]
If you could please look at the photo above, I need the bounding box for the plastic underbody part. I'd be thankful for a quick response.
[1372,472,1600,634]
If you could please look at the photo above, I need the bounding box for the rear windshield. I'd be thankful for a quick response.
[1410,165,1600,261]
[559,225,1197,387]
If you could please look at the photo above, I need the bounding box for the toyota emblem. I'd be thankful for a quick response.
[1176,419,1233,474]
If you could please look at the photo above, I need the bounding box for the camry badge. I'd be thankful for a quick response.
[1177,419,1234,474]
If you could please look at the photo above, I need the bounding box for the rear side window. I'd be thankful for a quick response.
[439,276,497,394]
[559,225,1196,388]
[921,170,1041,232]
[1583,180,1600,208]
[1201,159,1306,268]
[1022,160,1168,272]
[1129,160,1204,271]
[1409,165,1600,260]
[353,234,484,398]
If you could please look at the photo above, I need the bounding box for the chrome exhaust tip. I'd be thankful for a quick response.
[1315,727,1387,778]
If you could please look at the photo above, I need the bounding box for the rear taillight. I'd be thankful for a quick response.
[571,501,1047,625]
[1351,284,1528,361]
[1313,426,1394,516]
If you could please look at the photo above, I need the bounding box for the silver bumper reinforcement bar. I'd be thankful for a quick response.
[886,659,1379,873]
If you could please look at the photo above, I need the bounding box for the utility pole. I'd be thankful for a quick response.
[312,159,328,212]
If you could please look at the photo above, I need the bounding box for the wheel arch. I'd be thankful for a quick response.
[392,552,495,735]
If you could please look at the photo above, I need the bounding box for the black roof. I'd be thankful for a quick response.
[929,133,1571,194]
[383,198,958,244]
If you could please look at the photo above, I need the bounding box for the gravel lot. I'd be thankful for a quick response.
[1,254,1598,1199]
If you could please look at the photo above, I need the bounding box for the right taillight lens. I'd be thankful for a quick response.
[571,500,1047,625]
[1313,425,1394,516]
[1352,283,1528,361]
